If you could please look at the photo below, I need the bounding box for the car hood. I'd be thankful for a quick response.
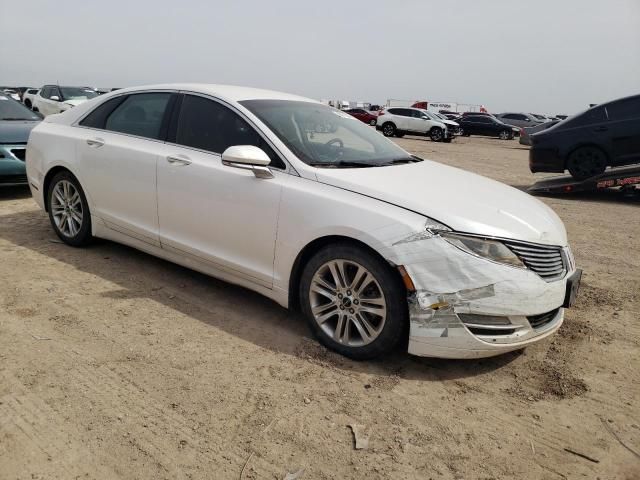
[0,120,40,143]
[315,160,567,246]
[441,119,459,127]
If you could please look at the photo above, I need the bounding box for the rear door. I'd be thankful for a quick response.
[390,108,410,130]
[605,97,640,166]
[76,91,175,246]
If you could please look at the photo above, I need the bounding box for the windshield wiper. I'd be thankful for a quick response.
[381,157,423,166]
[308,160,383,168]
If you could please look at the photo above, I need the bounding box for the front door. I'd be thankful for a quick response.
[157,94,284,287]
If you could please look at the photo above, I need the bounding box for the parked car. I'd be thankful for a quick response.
[529,94,640,179]
[344,108,378,126]
[0,94,41,185]
[495,112,542,129]
[2,89,21,102]
[33,85,98,116]
[26,83,580,360]
[421,110,460,135]
[520,120,560,146]
[457,115,519,139]
[461,111,496,118]
[22,88,40,109]
[376,107,453,142]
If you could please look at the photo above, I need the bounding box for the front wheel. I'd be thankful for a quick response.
[299,244,408,360]
[430,127,444,142]
[369,119,376,126]
[47,171,93,247]
[382,122,396,137]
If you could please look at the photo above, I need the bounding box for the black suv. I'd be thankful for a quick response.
[529,94,640,180]
[457,115,517,140]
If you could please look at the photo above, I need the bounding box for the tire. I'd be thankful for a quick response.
[299,243,408,360]
[499,130,510,140]
[47,171,93,247]
[430,127,444,142]
[566,146,607,180]
[32,106,39,112]
[382,122,396,137]
[369,119,376,126]
[24,99,32,108]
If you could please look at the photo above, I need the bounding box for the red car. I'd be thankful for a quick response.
[344,108,378,126]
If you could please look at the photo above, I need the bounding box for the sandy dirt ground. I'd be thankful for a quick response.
[1,135,638,480]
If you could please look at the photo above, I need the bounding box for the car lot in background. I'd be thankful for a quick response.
[376,107,453,141]
[344,107,378,125]
[0,95,41,185]
[520,119,560,146]
[458,114,519,139]
[1,88,21,101]
[33,85,99,116]
[22,88,40,109]
[496,112,542,128]
[530,94,640,179]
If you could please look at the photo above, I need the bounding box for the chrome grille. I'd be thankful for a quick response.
[503,240,566,281]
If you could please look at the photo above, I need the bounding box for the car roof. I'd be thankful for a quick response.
[108,83,317,104]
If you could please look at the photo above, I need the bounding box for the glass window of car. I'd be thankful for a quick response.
[502,114,516,119]
[59,87,98,101]
[0,97,41,121]
[240,99,416,167]
[387,108,400,115]
[79,96,127,129]
[565,106,607,127]
[104,93,171,140]
[175,95,286,169]
[40,86,51,99]
[605,96,640,121]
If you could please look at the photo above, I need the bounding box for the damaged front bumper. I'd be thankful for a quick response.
[386,233,574,359]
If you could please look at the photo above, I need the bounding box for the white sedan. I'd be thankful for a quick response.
[25,84,581,360]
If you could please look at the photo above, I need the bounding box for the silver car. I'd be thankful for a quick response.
[496,112,542,128]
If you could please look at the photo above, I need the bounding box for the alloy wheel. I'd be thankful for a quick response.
[309,259,387,347]
[383,124,394,136]
[499,130,509,140]
[50,180,83,237]
[431,128,443,141]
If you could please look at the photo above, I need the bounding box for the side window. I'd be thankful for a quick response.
[606,97,640,121]
[40,86,51,99]
[388,108,399,115]
[105,93,171,140]
[411,110,423,118]
[476,117,490,123]
[176,95,286,169]
[568,106,607,127]
[502,114,516,119]
[79,96,127,129]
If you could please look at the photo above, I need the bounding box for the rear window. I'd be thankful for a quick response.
[606,97,640,121]
[104,93,171,140]
[565,106,607,127]
[79,96,127,129]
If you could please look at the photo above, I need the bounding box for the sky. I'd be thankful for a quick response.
[1,0,639,115]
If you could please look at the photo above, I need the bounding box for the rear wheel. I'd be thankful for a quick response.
[382,122,396,137]
[299,244,408,360]
[369,119,376,126]
[566,146,607,180]
[47,171,92,247]
[430,127,444,142]
[499,130,511,140]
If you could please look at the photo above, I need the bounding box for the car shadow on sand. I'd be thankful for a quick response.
[0,205,521,381]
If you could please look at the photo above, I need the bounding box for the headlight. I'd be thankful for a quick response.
[441,232,524,267]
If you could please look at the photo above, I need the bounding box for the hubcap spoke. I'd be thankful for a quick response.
[310,259,387,347]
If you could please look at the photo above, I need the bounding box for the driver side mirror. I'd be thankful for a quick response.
[50,95,60,101]
[221,145,273,179]
[421,116,429,120]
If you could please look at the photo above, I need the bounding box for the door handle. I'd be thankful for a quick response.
[593,126,608,132]
[86,138,105,147]
[166,155,192,166]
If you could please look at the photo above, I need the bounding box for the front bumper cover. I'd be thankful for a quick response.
[384,233,573,359]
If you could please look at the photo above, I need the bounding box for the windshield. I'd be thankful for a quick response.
[60,87,98,101]
[0,96,41,120]
[240,100,416,167]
